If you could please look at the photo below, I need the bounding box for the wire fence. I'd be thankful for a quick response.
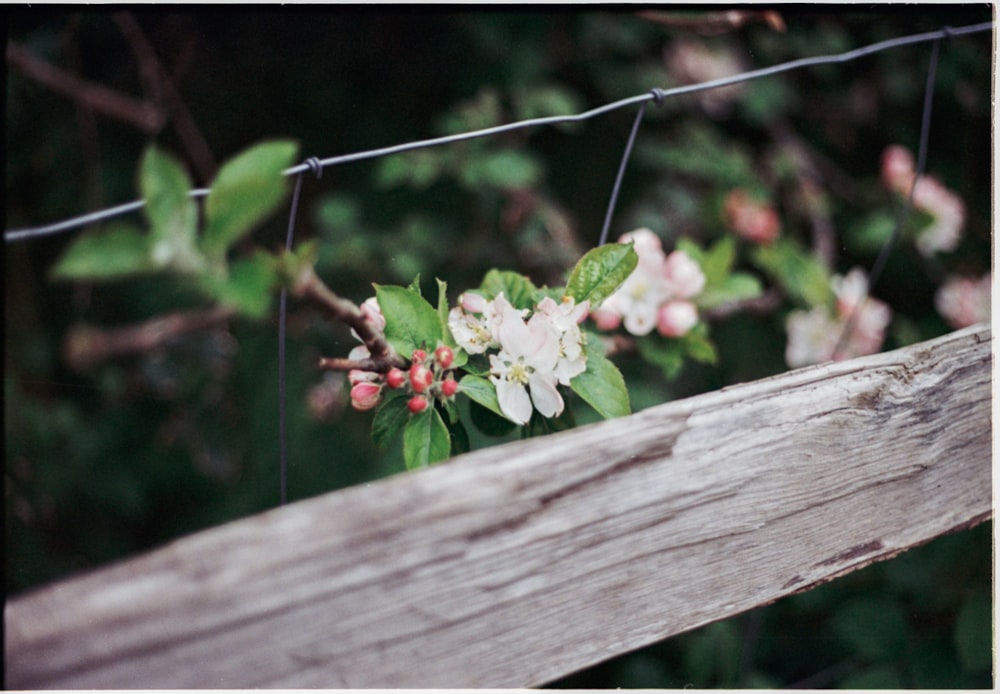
[4,21,992,243]
[6,20,993,508]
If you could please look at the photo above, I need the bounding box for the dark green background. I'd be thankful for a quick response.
[6,7,992,688]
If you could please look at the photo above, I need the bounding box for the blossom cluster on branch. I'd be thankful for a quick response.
[590,228,707,338]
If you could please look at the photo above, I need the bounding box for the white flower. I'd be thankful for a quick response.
[447,292,505,354]
[536,296,589,385]
[599,228,669,336]
[489,298,564,425]
[785,308,842,368]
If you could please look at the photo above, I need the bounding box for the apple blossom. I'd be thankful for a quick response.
[447,292,506,354]
[593,229,706,338]
[662,250,706,299]
[785,267,891,367]
[489,297,564,425]
[879,144,965,256]
[536,296,589,385]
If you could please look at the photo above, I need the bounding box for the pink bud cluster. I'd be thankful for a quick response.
[880,145,966,256]
[590,228,706,338]
[346,296,459,413]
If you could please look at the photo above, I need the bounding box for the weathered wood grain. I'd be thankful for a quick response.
[5,324,991,688]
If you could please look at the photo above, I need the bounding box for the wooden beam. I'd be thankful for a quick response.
[5,324,992,688]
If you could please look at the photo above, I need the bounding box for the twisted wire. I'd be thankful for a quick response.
[5,21,991,243]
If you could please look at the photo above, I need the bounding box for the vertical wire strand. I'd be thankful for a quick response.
[278,172,306,506]
[598,102,649,246]
[832,38,941,360]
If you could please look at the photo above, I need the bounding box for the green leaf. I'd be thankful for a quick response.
[469,399,517,437]
[458,374,504,418]
[697,272,763,309]
[403,406,450,469]
[376,283,442,359]
[49,224,157,281]
[565,242,638,309]
[479,269,539,310]
[570,351,630,419]
[371,391,410,450]
[698,236,736,286]
[140,146,199,270]
[751,237,833,308]
[445,413,471,456]
[636,334,686,379]
[199,251,278,318]
[463,149,542,190]
[201,139,299,258]
[681,323,718,365]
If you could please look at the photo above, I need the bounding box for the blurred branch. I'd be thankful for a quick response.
[112,12,217,182]
[7,41,166,133]
[638,10,786,35]
[64,306,236,371]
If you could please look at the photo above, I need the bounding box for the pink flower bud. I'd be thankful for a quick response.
[881,145,915,194]
[407,395,428,413]
[350,382,381,411]
[724,189,781,244]
[409,364,433,393]
[348,369,380,387]
[359,296,386,332]
[459,292,489,313]
[590,306,622,331]
[441,378,459,398]
[411,349,427,364]
[657,301,699,337]
[434,345,454,369]
[386,368,407,389]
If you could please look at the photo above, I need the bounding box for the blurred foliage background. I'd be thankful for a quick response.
[5,7,992,688]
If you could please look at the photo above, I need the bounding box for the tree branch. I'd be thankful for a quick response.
[112,12,217,182]
[7,41,165,133]
[63,306,236,371]
[289,268,405,373]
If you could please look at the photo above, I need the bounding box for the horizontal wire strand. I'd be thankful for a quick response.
[5,21,992,243]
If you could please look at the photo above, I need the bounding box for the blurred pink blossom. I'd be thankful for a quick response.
[785,268,892,368]
[935,273,992,329]
[657,301,699,338]
[723,189,781,244]
[880,145,966,256]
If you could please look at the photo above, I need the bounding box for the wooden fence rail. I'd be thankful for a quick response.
[5,323,992,688]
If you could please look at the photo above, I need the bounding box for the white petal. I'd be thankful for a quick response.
[496,379,532,425]
[529,373,564,418]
